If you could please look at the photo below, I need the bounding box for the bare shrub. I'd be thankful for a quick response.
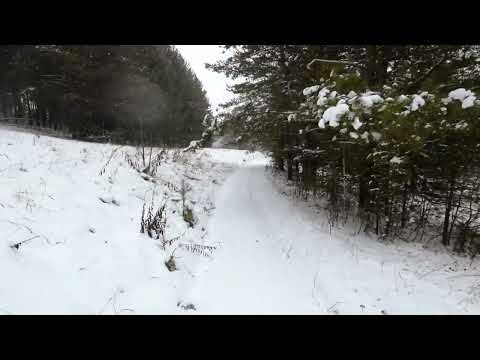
[140,202,167,240]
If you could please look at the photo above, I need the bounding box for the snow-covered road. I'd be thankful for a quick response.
[185,164,480,315]
[187,166,321,314]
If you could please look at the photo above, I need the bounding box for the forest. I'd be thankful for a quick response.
[210,45,480,255]
[0,45,210,147]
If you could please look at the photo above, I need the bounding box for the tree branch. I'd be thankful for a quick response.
[10,235,40,250]
[405,53,449,92]
[307,58,364,71]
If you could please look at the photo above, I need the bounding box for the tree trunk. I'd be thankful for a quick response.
[139,117,145,167]
[36,105,42,127]
[286,155,293,181]
[13,94,19,124]
[365,45,390,90]
[41,107,47,128]
[400,181,409,228]
[442,177,456,246]
[25,93,32,126]
[275,156,284,171]
[359,172,370,210]
[366,45,378,89]
[1,96,7,118]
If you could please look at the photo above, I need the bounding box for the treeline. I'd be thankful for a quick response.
[210,45,480,254]
[0,45,209,146]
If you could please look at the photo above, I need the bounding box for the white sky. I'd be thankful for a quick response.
[176,45,235,113]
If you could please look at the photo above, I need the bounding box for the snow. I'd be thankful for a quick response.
[390,156,404,164]
[411,95,426,111]
[446,88,477,109]
[317,98,327,107]
[188,166,480,315]
[183,140,200,152]
[0,126,266,314]
[371,131,382,141]
[462,96,476,109]
[449,88,474,101]
[303,85,320,96]
[317,88,330,106]
[359,94,384,108]
[320,104,349,128]
[1,125,480,315]
[352,116,363,130]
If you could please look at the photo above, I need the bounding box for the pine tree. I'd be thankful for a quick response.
[0,45,210,147]
[210,45,480,253]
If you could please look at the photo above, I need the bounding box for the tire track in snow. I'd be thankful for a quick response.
[182,165,326,314]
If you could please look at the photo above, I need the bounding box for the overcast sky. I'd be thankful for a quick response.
[176,45,235,113]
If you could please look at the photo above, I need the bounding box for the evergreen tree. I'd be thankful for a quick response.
[0,45,210,147]
[210,45,480,253]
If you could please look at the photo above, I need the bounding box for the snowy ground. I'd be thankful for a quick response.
[1,126,480,315]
